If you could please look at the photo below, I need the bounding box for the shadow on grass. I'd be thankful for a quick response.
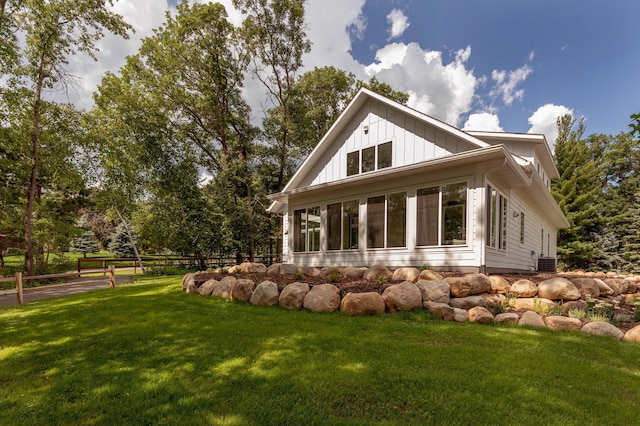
[1,277,639,424]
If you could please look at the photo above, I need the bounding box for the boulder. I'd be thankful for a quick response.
[226,265,240,274]
[382,281,423,313]
[594,278,614,296]
[303,284,341,313]
[342,266,367,279]
[518,310,546,328]
[267,263,281,275]
[391,267,421,282]
[495,312,519,325]
[537,277,581,300]
[468,306,494,324]
[623,325,640,343]
[278,282,310,310]
[320,266,342,277]
[603,279,623,295]
[212,276,237,299]
[423,301,455,321]
[363,264,393,281]
[299,266,321,277]
[478,293,505,309]
[560,300,588,315]
[445,274,491,298]
[279,264,299,275]
[198,279,218,296]
[570,278,601,299]
[452,308,468,322]
[510,279,538,297]
[192,271,217,287]
[581,322,624,340]
[249,281,280,306]
[489,275,511,294]
[238,262,267,274]
[340,292,386,316]
[231,279,256,303]
[419,269,443,281]
[182,273,195,291]
[627,280,638,294]
[449,295,488,310]
[544,316,582,331]
[415,280,450,304]
[508,297,556,312]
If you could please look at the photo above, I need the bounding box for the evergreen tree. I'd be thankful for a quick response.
[70,217,100,258]
[108,223,137,258]
[621,190,640,272]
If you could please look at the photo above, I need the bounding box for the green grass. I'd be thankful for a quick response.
[1,276,639,425]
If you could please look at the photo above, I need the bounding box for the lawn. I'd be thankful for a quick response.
[0,276,639,425]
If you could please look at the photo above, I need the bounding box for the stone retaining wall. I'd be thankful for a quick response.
[182,263,640,343]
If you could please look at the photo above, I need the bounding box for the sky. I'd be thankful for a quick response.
[60,0,640,149]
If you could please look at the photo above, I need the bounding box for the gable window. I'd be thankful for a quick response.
[520,212,525,244]
[487,185,507,250]
[293,206,320,252]
[367,192,406,248]
[417,182,467,246]
[347,142,393,175]
[327,200,359,250]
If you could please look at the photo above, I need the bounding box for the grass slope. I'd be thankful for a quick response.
[0,276,639,425]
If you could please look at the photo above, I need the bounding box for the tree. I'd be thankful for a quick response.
[631,113,640,138]
[7,0,132,275]
[551,115,605,270]
[70,217,100,258]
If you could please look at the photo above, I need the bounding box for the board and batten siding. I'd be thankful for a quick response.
[309,99,480,187]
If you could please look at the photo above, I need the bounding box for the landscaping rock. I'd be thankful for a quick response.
[391,267,421,282]
[340,292,386,316]
[581,322,624,340]
[478,293,505,309]
[445,274,491,298]
[518,310,546,328]
[489,275,511,294]
[544,316,582,331]
[267,263,281,275]
[571,278,601,299]
[419,269,443,281]
[279,282,310,311]
[623,325,640,343]
[231,279,256,303]
[212,276,237,299]
[303,284,341,313]
[495,312,519,325]
[561,300,588,315]
[299,266,321,277]
[603,279,622,295]
[510,279,538,297]
[508,297,556,312]
[363,264,393,281]
[198,279,218,296]
[382,281,422,313]
[452,308,468,322]
[468,306,494,324]
[238,262,267,274]
[423,301,454,321]
[594,278,614,296]
[320,266,341,277]
[279,264,299,275]
[537,277,581,300]
[249,281,280,306]
[449,295,488,310]
[182,273,195,291]
[415,280,450,304]
[342,266,367,279]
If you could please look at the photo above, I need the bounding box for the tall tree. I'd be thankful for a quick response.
[9,0,132,275]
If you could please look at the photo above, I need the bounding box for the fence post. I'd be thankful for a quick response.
[15,272,23,304]
[108,265,116,288]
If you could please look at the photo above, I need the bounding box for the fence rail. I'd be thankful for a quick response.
[0,267,116,305]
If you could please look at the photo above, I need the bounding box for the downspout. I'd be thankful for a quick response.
[479,157,508,274]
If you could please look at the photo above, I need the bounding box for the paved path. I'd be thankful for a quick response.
[0,274,133,307]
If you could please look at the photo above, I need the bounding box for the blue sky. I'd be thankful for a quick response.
[63,0,639,147]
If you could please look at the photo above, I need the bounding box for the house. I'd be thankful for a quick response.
[267,88,569,273]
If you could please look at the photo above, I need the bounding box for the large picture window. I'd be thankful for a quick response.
[367,192,406,248]
[293,206,320,252]
[327,200,359,250]
[486,185,507,250]
[416,183,467,246]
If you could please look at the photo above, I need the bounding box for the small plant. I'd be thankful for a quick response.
[327,272,340,283]
[293,271,305,281]
[587,313,610,323]
[586,297,615,323]
[633,301,640,322]
[532,297,549,315]
[568,308,587,319]
[420,262,432,271]
[374,273,387,285]
[548,302,563,317]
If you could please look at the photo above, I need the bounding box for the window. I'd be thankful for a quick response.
[486,185,507,250]
[327,200,359,250]
[347,151,360,176]
[293,207,320,252]
[520,212,525,244]
[367,192,406,248]
[346,142,392,175]
[416,183,467,246]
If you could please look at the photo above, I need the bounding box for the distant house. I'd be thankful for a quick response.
[267,88,568,273]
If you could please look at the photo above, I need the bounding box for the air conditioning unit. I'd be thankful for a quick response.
[537,257,557,273]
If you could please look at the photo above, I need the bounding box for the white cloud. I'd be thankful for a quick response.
[364,43,476,126]
[387,9,410,40]
[527,103,574,149]
[462,113,504,132]
[489,63,533,105]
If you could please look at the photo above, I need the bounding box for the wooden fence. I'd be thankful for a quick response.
[0,266,116,305]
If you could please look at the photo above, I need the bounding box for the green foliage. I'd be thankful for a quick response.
[634,302,640,322]
[107,223,137,258]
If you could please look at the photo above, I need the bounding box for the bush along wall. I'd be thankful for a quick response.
[182,263,640,343]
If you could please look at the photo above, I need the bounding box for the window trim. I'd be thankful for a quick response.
[486,184,508,251]
[292,206,321,253]
[346,141,393,176]
[416,181,468,247]
[366,192,407,249]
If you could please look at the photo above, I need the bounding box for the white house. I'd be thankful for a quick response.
[267,88,568,273]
